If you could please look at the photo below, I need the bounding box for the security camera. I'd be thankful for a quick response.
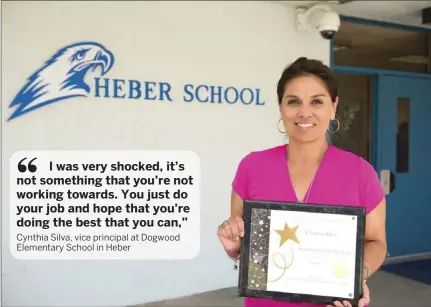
[316,10,340,39]
[296,3,341,40]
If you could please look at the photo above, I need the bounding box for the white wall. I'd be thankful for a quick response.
[1,1,329,306]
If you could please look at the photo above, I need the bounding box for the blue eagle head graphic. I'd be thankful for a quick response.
[8,41,114,121]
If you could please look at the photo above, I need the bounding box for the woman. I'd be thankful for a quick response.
[217,57,387,307]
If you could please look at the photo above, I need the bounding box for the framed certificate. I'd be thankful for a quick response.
[238,200,366,305]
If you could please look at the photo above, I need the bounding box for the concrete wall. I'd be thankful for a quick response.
[1,1,329,306]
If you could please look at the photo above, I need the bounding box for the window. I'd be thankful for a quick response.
[396,98,410,173]
[333,21,430,74]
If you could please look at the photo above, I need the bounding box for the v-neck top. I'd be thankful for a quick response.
[232,144,385,307]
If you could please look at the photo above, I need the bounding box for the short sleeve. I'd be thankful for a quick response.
[231,152,253,200]
[359,158,385,214]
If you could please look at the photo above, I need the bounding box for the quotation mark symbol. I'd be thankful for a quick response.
[18,157,37,173]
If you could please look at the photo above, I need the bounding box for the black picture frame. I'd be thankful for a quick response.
[238,199,366,306]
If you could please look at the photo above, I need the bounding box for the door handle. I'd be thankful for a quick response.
[380,170,396,195]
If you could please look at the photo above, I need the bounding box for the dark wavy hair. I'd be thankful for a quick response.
[277,57,338,104]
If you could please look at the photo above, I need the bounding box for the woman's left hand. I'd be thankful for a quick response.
[326,281,370,307]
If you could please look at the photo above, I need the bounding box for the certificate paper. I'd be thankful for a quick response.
[238,200,366,305]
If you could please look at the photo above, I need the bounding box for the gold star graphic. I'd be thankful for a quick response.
[275,223,300,247]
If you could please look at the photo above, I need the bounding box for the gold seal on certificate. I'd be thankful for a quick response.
[237,200,366,306]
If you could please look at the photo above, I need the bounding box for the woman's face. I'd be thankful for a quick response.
[279,75,338,144]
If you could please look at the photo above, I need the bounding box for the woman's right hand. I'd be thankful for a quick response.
[217,216,245,258]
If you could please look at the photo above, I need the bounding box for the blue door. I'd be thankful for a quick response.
[377,74,431,257]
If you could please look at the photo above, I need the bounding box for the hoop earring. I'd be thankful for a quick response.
[328,118,340,134]
[277,119,286,133]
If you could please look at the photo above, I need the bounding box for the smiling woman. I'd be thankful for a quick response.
[277,57,338,145]
[217,57,388,307]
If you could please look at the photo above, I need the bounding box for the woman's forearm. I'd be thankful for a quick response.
[363,239,387,279]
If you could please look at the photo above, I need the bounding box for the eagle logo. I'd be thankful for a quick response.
[8,41,114,121]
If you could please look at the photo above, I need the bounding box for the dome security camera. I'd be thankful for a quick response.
[296,3,341,40]
[316,11,340,39]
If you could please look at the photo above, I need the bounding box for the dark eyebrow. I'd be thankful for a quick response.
[283,94,326,99]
